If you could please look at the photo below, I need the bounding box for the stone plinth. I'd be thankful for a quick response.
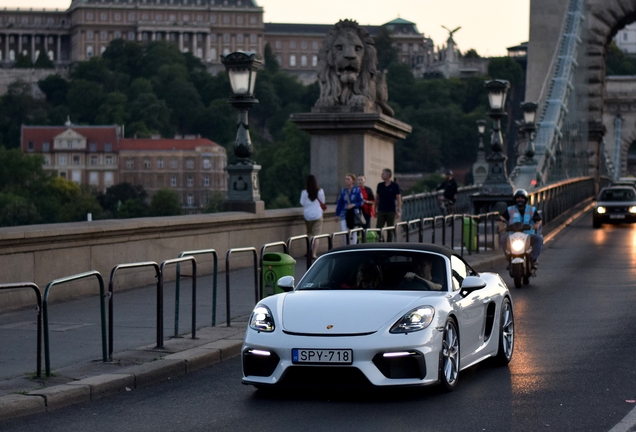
[223,163,264,214]
[291,111,412,203]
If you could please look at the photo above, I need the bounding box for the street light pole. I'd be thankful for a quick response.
[221,51,265,214]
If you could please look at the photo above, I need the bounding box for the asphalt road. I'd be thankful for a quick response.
[2,211,636,432]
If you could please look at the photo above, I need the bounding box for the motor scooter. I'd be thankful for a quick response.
[504,222,535,288]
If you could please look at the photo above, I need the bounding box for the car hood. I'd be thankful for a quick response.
[280,290,436,334]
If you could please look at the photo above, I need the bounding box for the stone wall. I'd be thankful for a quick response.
[0,68,67,97]
[0,208,339,312]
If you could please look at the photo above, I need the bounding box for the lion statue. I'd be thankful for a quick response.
[314,20,394,117]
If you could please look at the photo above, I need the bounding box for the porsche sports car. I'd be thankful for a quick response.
[593,186,636,229]
[242,243,514,390]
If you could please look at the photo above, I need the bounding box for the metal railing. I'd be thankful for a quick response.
[0,283,42,378]
[176,249,218,328]
[43,271,106,377]
[402,186,480,222]
[159,257,197,347]
[108,262,160,358]
[225,247,258,327]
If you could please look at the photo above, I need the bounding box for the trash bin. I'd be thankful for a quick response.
[365,231,379,243]
[463,217,478,252]
[262,252,296,298]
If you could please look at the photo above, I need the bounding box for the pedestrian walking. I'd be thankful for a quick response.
[374,168,402,242]
[335,173,364,244]
[357,174,375,230]
[300,175,326,259]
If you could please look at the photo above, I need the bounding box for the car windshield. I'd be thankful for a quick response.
[297,250,448,291]
[600,189,635,201]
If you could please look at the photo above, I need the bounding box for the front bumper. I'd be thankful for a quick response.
[241,326,443,387]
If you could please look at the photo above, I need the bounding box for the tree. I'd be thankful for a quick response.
[203,191,225,213]
[149,188,182,216]
[14,53,33,68]
[34,50,55,69]
[263,43,280,73]
[463,49,480,59]
[374,27,398,71]
[487,57,523,85]
[98,182,147,216]
[66,79,105,124]
[38,74,69,106]
[606,42,636,76]
[95,91,129,125]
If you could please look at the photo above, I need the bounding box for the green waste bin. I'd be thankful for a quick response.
[365,231,379,243]
[463,217,478,252]
[262,252,296,298]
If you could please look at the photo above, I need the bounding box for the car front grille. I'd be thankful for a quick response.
[278,366,372,388]
[243,350,280,377]
[372,352,426,379]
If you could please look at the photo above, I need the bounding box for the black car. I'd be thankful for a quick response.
[593,186,636,228]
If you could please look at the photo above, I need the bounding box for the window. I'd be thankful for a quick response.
[301,41,307,49]
[223,15,230,24]
[87,45,94,58]
[100,12,107,21]
[157,159,164,169]
[290,41,296,49]
[67,140,73,149]
[210,48,217,60]
[100,31,108,41]
[89,172,99,185]
[90,142,97,152]
[42,142,50,152]
[27,141,34,152]
[170,159,178,169]
[275,40,281,49]
[171,176,177,187]
[43,156,50,166]
[59,171,66,179]
[126,160,134,169]
[312,41,319,50]
[73,155,81,165]
[187,176,194,187]
[157,175,163,186]
[105,143,112,152]
[301,55,307,67]
[203,159,211,169]
[204,176,210,186]
[250,16,257,25]
[187,194,194,206]
[90,155,98,166]
[312,55,318,67]
[289,55,296,67]
[237,16,243,24]
[59,155,67,166]
[237,34,244,43]
[144,159,151,169]
[450,255,472,291]
[105,156,113,165]
[186,159,194,169]
[104,172,114,186]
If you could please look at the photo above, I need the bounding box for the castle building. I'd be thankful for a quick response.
[0,1,434,78]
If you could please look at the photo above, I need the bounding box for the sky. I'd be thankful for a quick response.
[2,0,530,57]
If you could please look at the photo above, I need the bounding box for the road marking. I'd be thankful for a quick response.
[544,202,595,244]
[608,405,636,432]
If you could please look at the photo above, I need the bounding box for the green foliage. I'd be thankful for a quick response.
[97,182,148,217]
[34,51,55,69]
[463,49,481,59]
[606,42,636,76]
[487,57,523,85]
[38,75,68,106]
[374,27,399,71]
[149,188,182,216]
[263,43,280,74]
[405,173,445,195]
[203,191,225,213]
[14,53,33,68]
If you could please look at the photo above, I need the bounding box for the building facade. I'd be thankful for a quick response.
[21,124,228,213]
[615,22,636,54]
[21,124,121,191]
[119,137,227,212]
[0,1,435,78]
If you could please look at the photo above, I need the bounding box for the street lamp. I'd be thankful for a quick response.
[221,51,265,214]
[476,119,486,149]
[472,119,489,186]
[479,79,514,196]
[222,51,262,162]
[520,102,538,163]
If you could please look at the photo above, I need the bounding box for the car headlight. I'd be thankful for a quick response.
[249,305,275,332]
[390,306,435,334]
[630,206,636,214]
[596,206,606,214]
[511,239,525,252]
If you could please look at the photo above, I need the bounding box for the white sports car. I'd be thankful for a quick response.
[242,243,514,390]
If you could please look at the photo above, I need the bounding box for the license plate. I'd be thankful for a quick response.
[610,214,625,219]
[292,349,353,364]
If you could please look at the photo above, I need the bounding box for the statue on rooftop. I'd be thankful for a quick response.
[314,19,394,117]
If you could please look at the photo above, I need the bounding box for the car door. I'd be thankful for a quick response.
[450,255,488,358]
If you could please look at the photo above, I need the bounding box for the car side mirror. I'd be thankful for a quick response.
[277,276,295,292]
[460,276,487,297]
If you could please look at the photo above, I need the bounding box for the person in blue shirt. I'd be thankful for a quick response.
[335,173,364,244]
[499,189,543,268]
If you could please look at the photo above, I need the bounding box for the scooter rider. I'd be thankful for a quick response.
[499,189,543,268]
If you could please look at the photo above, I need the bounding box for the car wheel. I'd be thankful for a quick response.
[494,298,514,366]
[439,318,460,391]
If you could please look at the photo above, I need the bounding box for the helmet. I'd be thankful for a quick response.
[513,189,529,204]
[445,170,453,176]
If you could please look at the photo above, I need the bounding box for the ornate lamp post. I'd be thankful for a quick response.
[481,79,514,195]
[472,119,488,185]
[221,51,264,213]
[520,102,538,164]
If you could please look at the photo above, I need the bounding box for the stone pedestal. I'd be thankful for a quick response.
[223,163,264,214]
[291,111,412,203]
